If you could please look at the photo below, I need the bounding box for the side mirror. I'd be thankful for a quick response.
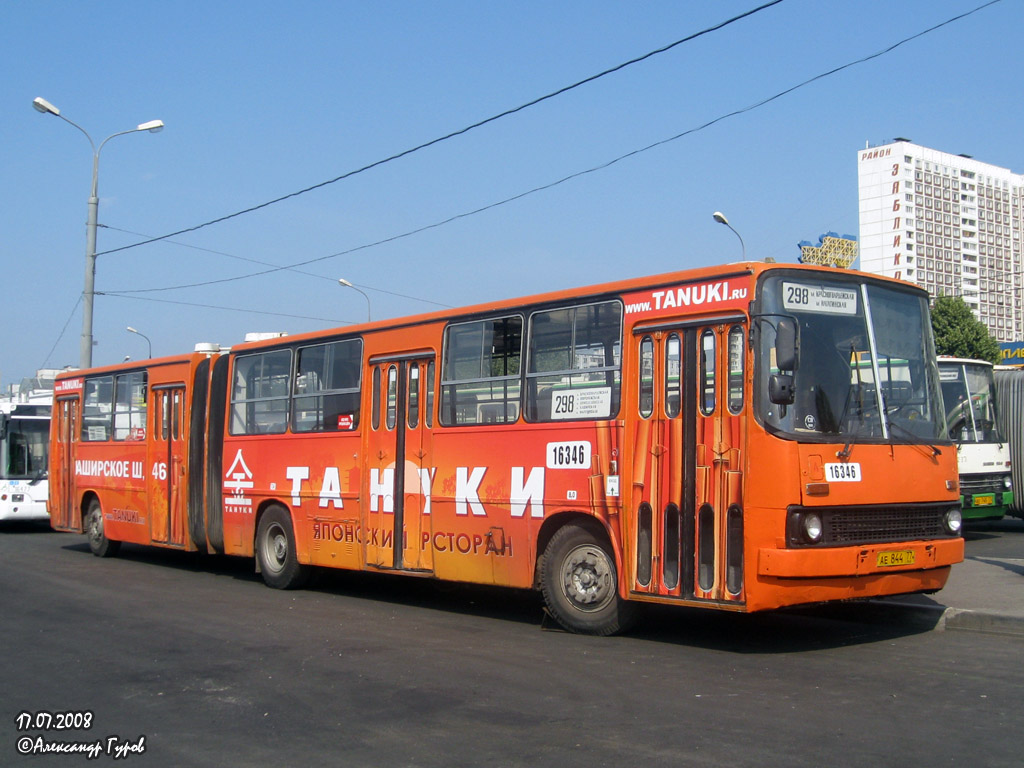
[775,318,797,371]
[769,374,795,405]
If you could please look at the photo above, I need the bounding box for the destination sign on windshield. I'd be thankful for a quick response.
[782,282,858,315]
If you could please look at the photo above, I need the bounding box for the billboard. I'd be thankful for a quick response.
[798,233,858,269]
[1000,343,1024,367]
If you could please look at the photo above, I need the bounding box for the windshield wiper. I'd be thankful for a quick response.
[885,417,942,458]
[29,470,47,486]
[835,341,864,461]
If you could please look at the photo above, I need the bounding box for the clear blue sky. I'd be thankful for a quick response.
[2,0,1021,389]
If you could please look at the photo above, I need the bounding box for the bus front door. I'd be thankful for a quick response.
[631,320,746,604]
[149,387,187,547]
[51,397,79,531]
[365,355,435,573]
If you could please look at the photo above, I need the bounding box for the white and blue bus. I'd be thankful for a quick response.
[0,374,56,523]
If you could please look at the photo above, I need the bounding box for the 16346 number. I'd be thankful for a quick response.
[546,441,592,470]
[824,462,861,482]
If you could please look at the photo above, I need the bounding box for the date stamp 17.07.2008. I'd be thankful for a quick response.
[14,711,146,761]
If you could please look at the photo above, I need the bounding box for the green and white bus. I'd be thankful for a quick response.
[938,357,1013,521]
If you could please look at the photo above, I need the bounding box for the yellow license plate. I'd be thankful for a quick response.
[973,494,995,507]
[877,550,916,568]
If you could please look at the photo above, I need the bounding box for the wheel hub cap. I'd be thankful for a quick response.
[561,545,614,611]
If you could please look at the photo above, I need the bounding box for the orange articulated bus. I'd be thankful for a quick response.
[48,262,964,634]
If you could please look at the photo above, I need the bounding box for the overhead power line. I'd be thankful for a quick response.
[38,288,352,372]
[94,0,786,258]
[40,295,82,370]
[100,293,351,324]
[101,225,452,308]
[104,0,1002,297]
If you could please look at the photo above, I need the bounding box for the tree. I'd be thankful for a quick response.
[930,295,1002,364]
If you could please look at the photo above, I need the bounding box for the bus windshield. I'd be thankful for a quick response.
[756,274,944,443]
[0,411,50,480]
[939,361,1004,444]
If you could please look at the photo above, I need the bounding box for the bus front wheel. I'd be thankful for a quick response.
[256,506,310,589]
[86,500,120,558]
[540,523,636,636]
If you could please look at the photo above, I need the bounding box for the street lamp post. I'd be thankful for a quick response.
[33,97,164,369]
[126,326,152,359]
[338,278,372,323]
[712,210,746,261]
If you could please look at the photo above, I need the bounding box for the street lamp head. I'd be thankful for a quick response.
[338,278,371,322]
[32,97,60,116]
[36,102,164,369]
[126,326,152,358]
[137,119,164,134]
[712,210,746,261]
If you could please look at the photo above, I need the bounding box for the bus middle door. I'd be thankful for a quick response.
[365,353,435,573]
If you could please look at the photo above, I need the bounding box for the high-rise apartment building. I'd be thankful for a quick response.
[857,140,1023,342]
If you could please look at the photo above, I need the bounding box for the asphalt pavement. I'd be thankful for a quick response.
[875,517,1024,637]
[4,516,1021,638]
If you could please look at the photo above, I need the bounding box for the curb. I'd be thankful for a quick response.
[940,607,1024,638]
[863,599,1024,638]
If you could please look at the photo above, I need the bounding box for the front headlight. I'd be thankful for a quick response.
[802,512,823,543]
[943,508,963,535]
[1003,475,1012,490]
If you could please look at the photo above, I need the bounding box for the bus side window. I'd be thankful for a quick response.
[525,301,622,422]
[173,390,182,440]
[82,376,113,442]
[386,366,398,430]
[407,365,419,429]
[114,371,147,441]
[440,315,522,426]
[292,338,362,433]
[639,336,654,419]
[700,330,716,415]
[727,326,745,414]
[665,333,682,418]
[372,367,382,431]
[425,361,435,428]
[230,349,292,435]
[160,392,169,441]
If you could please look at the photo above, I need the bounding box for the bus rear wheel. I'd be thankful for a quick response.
[256,506,310,589]
[540,523,636,636]
[85,500,120,558]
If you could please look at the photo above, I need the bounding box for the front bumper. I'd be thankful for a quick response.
[757,536,964,578]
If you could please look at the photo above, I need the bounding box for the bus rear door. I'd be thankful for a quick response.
[630,318,746,604]
[149,386,187,546]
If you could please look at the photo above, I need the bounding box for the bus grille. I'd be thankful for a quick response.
[787,503,958,547]
[959,473,1008,495]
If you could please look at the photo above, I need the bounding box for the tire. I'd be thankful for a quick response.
[540,523,636,636]
[85,500,120,558]
[256,506,310,589]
